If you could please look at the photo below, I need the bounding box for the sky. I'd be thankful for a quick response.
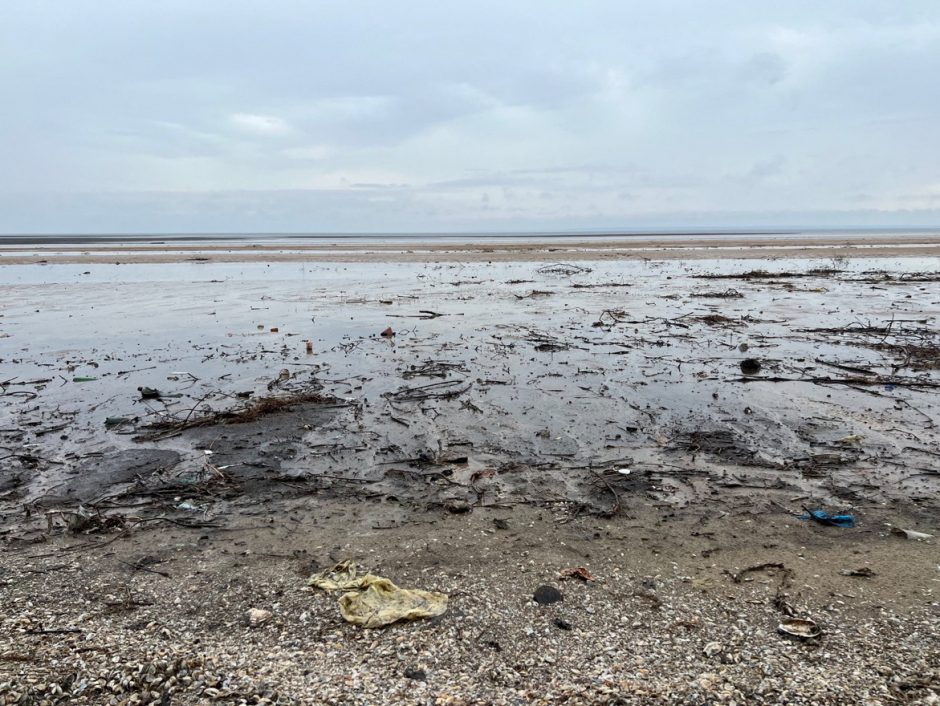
[1,1,940,234]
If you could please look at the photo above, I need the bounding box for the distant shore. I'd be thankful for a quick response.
[2,231,940,264]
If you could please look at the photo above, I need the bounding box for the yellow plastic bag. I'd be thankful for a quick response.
[309,561,448,628]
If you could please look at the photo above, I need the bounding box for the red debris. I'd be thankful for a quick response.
[559,567,596,582]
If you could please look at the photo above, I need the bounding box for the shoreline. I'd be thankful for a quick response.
[1,233,940,265]
[3,500,938,704]
[2,249,938,704]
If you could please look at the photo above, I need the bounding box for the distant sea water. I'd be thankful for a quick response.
[2,227,940,247]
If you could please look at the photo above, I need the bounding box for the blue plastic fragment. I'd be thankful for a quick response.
[799,509,856,528]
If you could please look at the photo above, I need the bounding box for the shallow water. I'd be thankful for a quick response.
[1,255,938,514]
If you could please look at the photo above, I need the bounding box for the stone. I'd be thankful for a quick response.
[533,585,563,605]
[403,667,426,681]
[246,608,272,628]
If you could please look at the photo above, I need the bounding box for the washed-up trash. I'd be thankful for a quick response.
[138,386,161,399]
[176,501,201,512]
[73,376,98,382]
[777,618,821,639]
[800,509,856,528]
[891,527,934,541]
[559,567,595,582]
[840,567,876,578]
[533,585,563,604]
[739,358,761,375]
[308,561,447,628]
[381,326,395,338]
[267,368,290,390]
[305,340,313,354]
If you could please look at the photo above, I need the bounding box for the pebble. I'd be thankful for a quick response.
[533,585,563,605]
[246,608,273,628]
[404,667,427,681]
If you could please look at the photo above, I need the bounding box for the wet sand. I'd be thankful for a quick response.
[1,243,938,703]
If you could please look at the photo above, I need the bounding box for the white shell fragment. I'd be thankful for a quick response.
[891,527,934,541]
[777,618,822,639]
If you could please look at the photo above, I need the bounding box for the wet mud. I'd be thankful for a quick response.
[1,255,939,542]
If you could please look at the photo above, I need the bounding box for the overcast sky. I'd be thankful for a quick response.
[2,1,939,233]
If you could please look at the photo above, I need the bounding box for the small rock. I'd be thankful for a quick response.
[493,518,510,530]
[445,499,471,514]
[246,608,272,628]
[533,585,563,605]
[703,641,722,657]
[403,667,426,681]
[839,567,876,578]
[554,618,572,631]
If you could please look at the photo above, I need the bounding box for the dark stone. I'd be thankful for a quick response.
[444,499,472,514]
[404,667,427,681]
[533,584,563,605]
[493,518,510,530]
[554,618,572,630]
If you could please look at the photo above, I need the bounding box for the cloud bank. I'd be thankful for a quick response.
[1,1,939,233]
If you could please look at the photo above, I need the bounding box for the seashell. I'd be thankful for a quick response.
[777,617,821,639]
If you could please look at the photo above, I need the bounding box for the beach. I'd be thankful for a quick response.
[1,231,940,265]
[1,234,938,704]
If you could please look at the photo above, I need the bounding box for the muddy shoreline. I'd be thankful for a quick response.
[1,248,938,703]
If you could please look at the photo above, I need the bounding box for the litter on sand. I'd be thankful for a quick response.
[799,509,856,528]
[890,527,934,541]
[308,560,448,628]
[559,567,596,582]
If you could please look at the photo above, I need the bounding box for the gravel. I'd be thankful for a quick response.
[2,504,938,705]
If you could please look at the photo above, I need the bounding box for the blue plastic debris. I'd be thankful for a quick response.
[799,510,856,528]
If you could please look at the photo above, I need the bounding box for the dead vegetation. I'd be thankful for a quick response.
[134,390,340,441]
[693,268,843,280]
[690,288,744,299]
[799,319,940,371]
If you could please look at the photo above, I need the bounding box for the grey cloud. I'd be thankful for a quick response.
[2,1,940,232]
